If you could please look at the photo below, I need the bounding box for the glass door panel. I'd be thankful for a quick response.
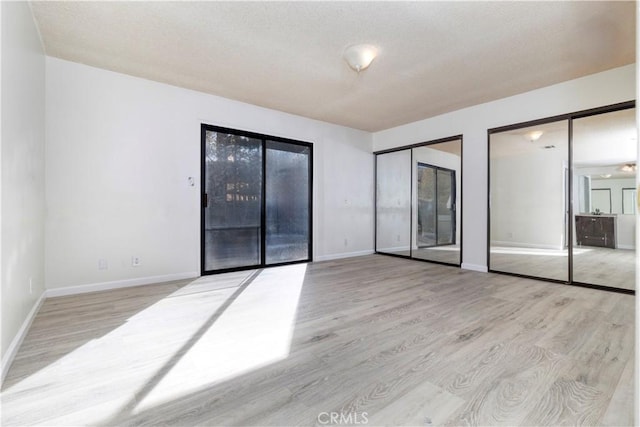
[572,107,636,290]
[203,130,262,271]
[489,120,569,281]
[265,141,311,264]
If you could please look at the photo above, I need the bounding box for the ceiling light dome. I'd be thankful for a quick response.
[524,130,544,142]
[343,44,378,72]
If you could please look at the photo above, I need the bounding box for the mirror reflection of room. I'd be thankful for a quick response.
[376,150,412,256]
[489,106,636,292]
[411,140,461,265]
[489,120,570,282]
[572,107,636,290]
[375,138,462,266]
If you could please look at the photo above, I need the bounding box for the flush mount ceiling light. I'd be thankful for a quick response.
[620,163,637,172]
[343,44,378,73]
[524,130,544,142]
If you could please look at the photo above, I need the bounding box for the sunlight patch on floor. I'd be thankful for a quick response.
[133,263,307,413]
[1,265,306,426]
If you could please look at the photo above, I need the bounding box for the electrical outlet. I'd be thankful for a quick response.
[132,256,141,267]
[344,238,348,247]
[98,258,108,270]
[29,278,33,294]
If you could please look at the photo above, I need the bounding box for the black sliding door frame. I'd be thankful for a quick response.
[201,124,313,275]
[487,100,635,295]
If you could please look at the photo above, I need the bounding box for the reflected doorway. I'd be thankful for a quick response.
[416,163,456,247]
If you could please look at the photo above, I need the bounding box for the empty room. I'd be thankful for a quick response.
[1,1,637,426]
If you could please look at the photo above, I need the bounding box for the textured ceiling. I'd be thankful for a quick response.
[30,1,636,132]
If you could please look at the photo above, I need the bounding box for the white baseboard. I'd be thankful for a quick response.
[2,272,198,384]
[375,246,410,253]
[1,291,46,385]
[461,263,488,273]
[490,240,562,250]
[314,250,374,262]
[617,244,635,250]
[45,272,199,298]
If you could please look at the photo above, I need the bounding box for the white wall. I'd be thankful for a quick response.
[45,57,373,291]
[1,1,46,372]
[373,64,636,271]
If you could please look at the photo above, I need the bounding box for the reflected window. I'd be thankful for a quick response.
[622,188,637,215]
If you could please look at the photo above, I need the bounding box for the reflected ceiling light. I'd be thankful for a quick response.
[620,163,637,172]
[524,130,544,142]
[343,44,378,72]
[600,174,612,178]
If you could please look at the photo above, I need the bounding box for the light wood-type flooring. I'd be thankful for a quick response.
[490,246,636,290]
[1,255,635,426]
[384,245,461,266]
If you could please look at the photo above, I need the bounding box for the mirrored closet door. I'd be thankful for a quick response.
[572,107,636,291]
[489,120,570,282]
[376,137,462,266]
[411,140,461,264]
[488,102,636,292]
[376,150,412,257]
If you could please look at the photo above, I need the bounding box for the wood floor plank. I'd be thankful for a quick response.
[601,356,635,427]
[0,254,634,426]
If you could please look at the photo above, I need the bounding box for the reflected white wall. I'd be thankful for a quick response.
[376,151,411,253]
[490,126,568,250]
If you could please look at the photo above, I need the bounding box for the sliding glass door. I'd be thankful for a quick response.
[202,125,312,274]
[202,131,262,271]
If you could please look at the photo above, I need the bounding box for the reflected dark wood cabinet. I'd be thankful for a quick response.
[575,214,616,249]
